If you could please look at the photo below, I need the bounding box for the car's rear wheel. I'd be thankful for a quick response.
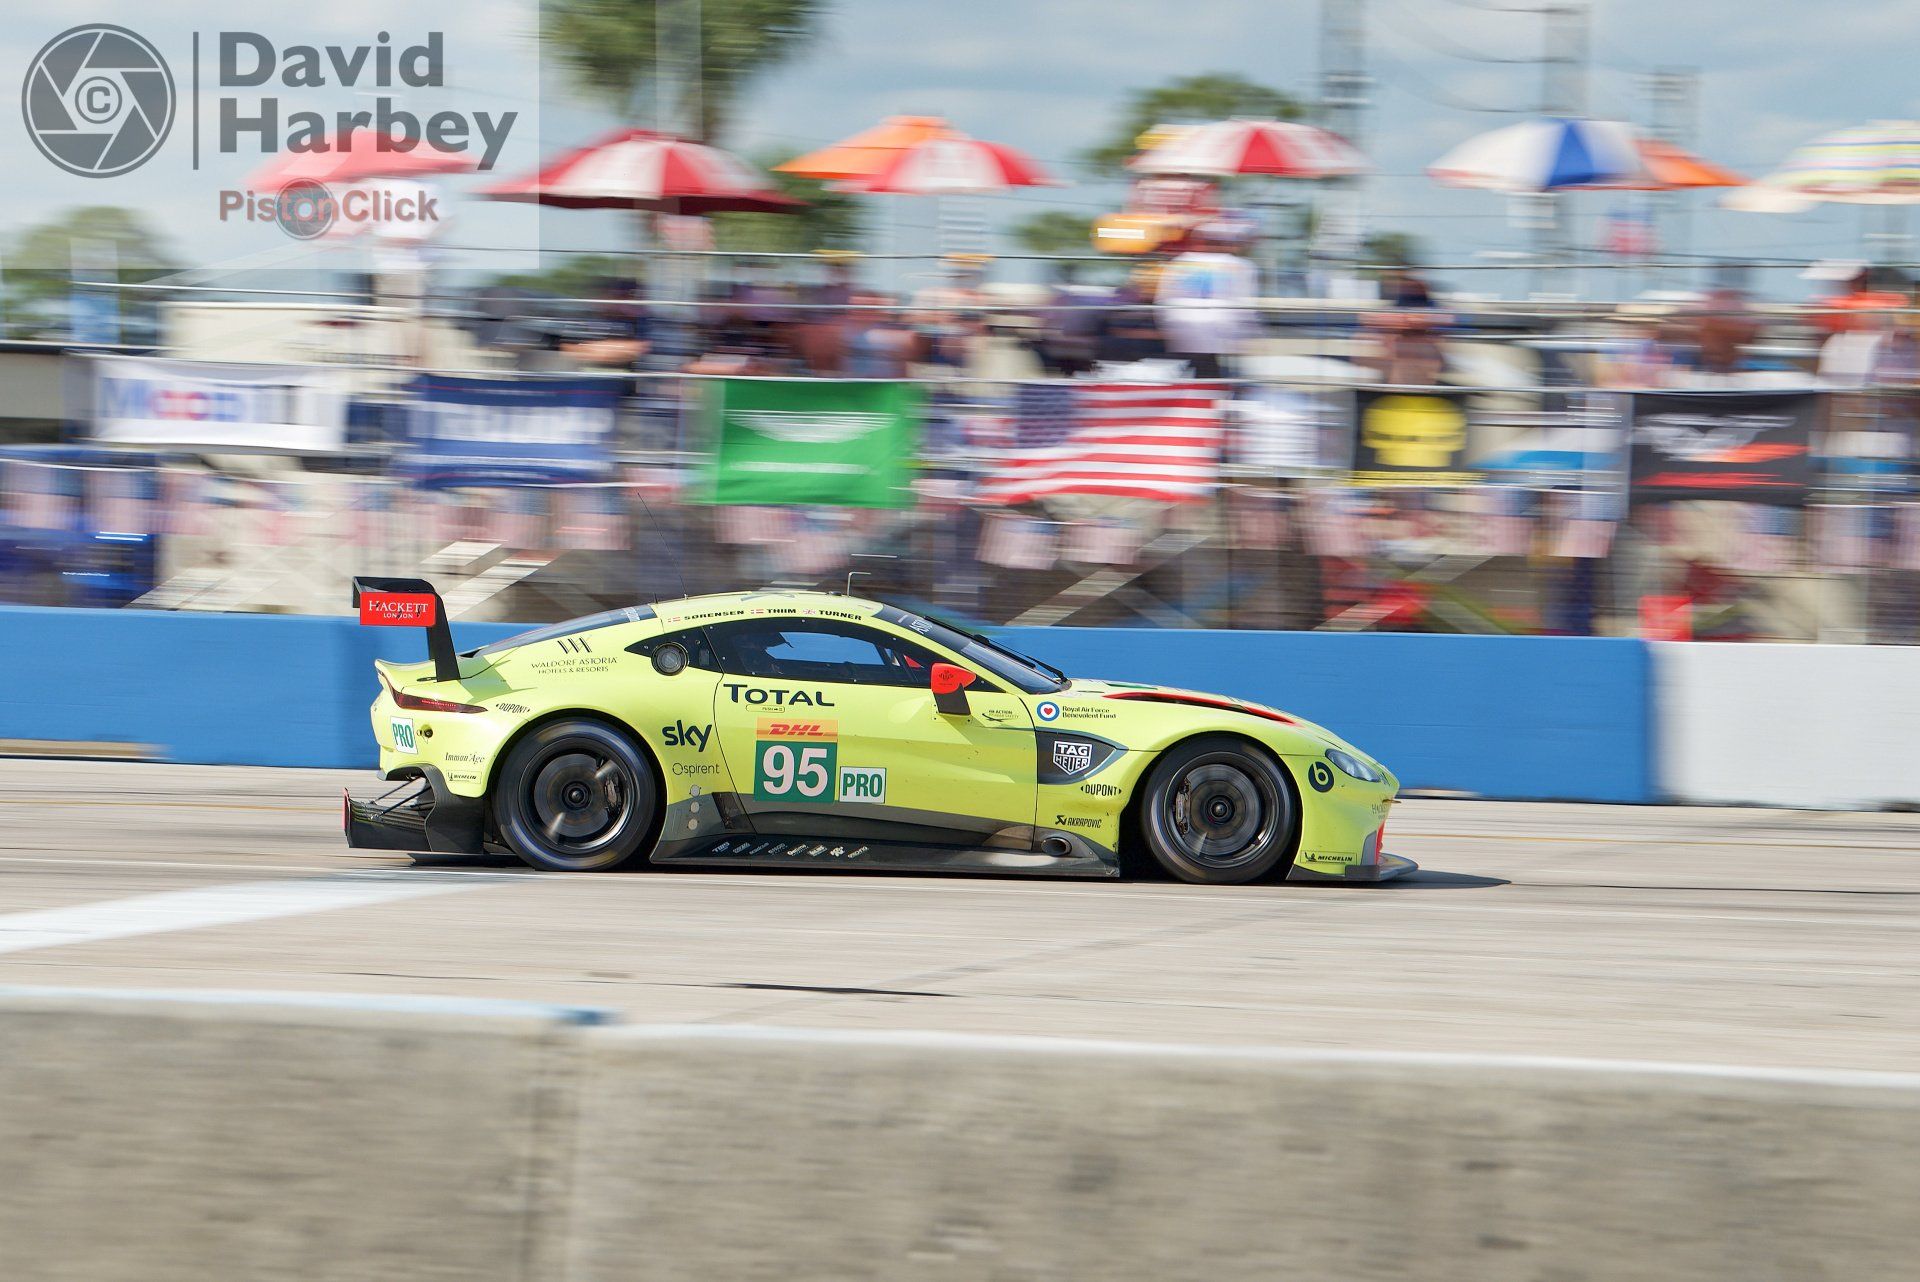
[493,719,657,872]
[1138,735,1298,885]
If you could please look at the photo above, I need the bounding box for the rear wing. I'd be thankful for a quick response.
[352,576,458,683]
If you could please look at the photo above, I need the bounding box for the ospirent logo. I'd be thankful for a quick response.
[22,25,175,177]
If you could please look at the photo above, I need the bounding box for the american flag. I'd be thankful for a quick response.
[977,381,1227,505]
[1729,503,1797,574]
[1602,205,1656,258]
[1548,489,1618,561]
[1895,504,1920,572]
[977,513,1058,570]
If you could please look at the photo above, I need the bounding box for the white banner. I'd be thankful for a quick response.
[90,356,347,452]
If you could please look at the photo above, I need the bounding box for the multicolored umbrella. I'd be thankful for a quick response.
[1130,118,1369,178]
[775,116,959,181]
[835,133,1057,195]
[1428,117,1644,192]
[1751,120,1920,203]
[1610,139,1746,191]
[479,128,801,213]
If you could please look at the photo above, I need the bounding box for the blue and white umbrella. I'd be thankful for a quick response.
[1428,118,1645,193]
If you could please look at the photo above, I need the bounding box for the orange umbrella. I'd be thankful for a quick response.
[775,115,958,181]
[1610,139,1747,191]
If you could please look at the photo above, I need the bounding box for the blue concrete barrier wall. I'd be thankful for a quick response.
[0,606,1653,801]
[999,628,1652,803]
[0,605,522,769]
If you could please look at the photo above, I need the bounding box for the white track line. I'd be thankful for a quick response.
[615,1024,1920,1090]
[0,874,493,956]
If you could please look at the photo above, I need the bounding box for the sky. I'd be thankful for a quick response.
[5,0,1920,297]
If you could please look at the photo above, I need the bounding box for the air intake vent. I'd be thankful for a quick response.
[1103,691,1296,724]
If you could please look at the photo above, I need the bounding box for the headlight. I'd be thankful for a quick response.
[1325,748,1384,783]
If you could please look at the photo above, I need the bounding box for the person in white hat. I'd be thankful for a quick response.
[1153,220,1259,380]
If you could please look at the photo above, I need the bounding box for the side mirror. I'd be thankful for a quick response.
[930,662,978,717]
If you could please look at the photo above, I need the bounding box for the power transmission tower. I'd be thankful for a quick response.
[1315,0,1371,281]
[1539,2,1589,116]
[1645,66,1699,283]
[1533,3,1589,291]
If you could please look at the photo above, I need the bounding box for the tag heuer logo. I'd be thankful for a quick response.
[1053,740,1093,776]
[733,410,890,445]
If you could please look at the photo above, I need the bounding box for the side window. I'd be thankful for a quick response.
[626,628,720,671]
[707,620,955,688]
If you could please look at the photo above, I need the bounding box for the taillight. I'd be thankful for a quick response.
[381,672,484,714]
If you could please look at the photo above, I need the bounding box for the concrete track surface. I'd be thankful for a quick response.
[3,759,1918,1070]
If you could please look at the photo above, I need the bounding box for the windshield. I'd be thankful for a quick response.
[875,605,1068,694]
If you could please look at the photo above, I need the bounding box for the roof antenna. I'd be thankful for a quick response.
[845,552,897,598]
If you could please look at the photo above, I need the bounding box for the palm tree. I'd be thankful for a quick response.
[544,0,829,142]
[1080,73,1301,179]
[710,155,864,254]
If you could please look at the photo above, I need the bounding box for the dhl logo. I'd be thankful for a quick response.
[756,718,838,740]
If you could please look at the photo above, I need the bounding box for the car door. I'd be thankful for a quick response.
[705,617,1036,847]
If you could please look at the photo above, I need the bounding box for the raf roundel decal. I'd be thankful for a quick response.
[1307,760,1335,793]
[1036,700,1061,722]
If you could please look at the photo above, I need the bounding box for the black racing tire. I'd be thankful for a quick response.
[492,719,658,872]
[1137,735,1299,885]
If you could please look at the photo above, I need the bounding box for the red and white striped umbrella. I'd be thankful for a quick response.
[839,133,1057,195]
[1130,119,1369,178]
[249,134,476,191]
[479,128,802,213]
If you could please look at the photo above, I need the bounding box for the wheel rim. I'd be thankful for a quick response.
[527,747,633,861]
[1163,757,1279,869]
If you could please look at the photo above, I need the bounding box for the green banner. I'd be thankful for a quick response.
[702,379,922,508]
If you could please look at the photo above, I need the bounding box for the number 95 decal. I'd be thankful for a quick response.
[754,741,837,800]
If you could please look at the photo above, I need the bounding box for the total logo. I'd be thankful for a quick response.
[1035,700,1061,722]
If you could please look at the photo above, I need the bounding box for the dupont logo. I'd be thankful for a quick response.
[23,25,175,178]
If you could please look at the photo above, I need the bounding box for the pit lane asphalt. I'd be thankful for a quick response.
[3,759,1917,1069]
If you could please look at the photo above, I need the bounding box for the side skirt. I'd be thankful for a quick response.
[651,835,1118,879]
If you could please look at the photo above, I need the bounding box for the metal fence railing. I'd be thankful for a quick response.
[6,365,1920,642]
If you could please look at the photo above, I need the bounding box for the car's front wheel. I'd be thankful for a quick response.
[493,719,657,872]
[1138,735,1298,884]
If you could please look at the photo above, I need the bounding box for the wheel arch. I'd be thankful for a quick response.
[482,708,666,847]
[1121,729,1305,877]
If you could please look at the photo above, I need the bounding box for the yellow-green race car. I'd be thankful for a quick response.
[346,578,1414,886]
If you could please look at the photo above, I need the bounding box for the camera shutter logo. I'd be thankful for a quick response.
[22,25,174,178]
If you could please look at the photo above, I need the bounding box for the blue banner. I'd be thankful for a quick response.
[402,375,621,488]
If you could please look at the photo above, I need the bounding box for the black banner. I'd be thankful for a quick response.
[1628,390,1817,505]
